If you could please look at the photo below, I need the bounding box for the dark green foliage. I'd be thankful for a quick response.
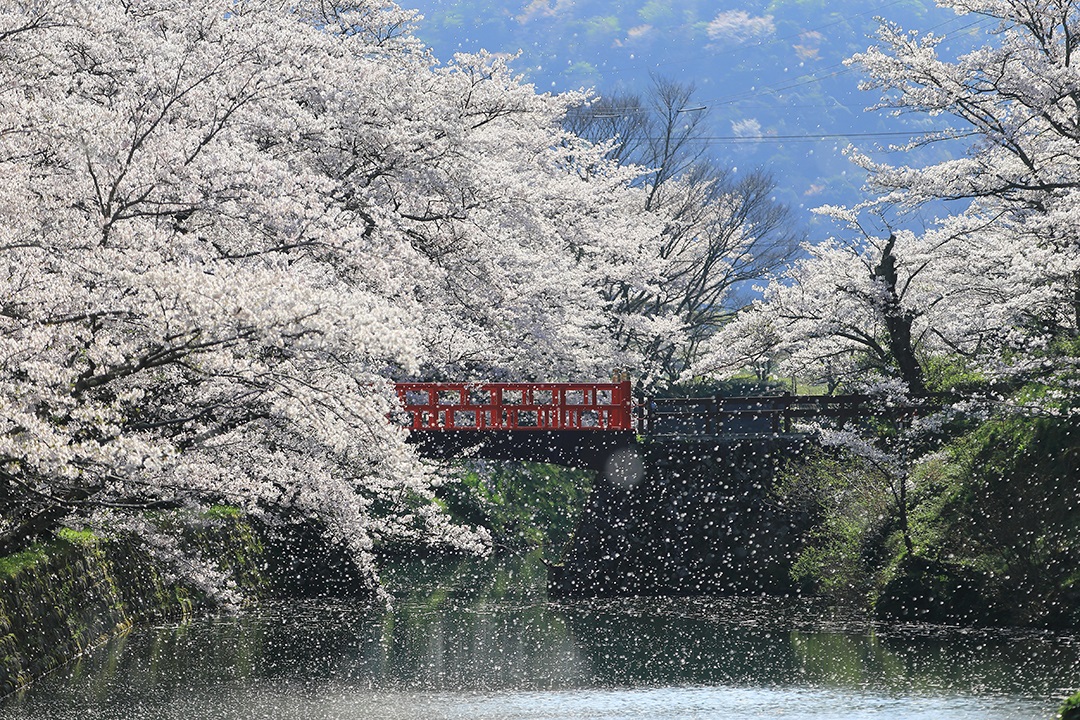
[875,554,1001,625]
[915,415,1080,627]
[786,411,1080,627]
[1059,691,1080,720]
[921,354,988,395]
[776,448,902,605]
[436,462,593,559]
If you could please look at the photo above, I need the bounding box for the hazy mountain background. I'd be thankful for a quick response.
[404,0,994,232]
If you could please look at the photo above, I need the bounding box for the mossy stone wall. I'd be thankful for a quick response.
[0,515,264,695]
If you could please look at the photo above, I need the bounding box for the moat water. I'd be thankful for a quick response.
[2,554,1077,719]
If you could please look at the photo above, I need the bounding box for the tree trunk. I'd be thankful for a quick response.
[874,234,928,397]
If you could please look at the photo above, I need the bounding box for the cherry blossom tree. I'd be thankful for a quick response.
[696,0,1080,612]
[700,0,1080,404]
[847,0,1080,381]
[697,209,1047,398]
[0,0,673,599]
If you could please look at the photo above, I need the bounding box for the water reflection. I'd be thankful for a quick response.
[1,553,1076,719]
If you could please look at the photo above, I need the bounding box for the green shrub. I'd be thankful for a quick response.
[436,461,593,559]
[1058,691,1080,720]
[926,415,1080,626]
[0,545,49,580]
[777,408,1080,627]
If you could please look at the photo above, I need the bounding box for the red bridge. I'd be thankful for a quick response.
[394,381,925,439]
[394,381,634,433]
[393,380,635,470]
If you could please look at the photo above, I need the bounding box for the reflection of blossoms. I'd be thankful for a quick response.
[707,11,775,45]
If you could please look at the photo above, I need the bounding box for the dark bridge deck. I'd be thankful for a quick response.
[404,429,637,471]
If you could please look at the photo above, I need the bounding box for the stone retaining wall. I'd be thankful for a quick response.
[0,514,264,695]
[550,436,812,597]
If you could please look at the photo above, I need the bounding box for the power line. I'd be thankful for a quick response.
[623,130,975,145]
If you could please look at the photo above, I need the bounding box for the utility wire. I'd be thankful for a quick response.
[625,130,975,145]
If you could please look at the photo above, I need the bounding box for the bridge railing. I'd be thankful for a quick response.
[394,381,634,432]
[395,383,933,437]
[642,394,929,436]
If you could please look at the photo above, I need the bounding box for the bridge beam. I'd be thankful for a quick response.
[407,429,639,472]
